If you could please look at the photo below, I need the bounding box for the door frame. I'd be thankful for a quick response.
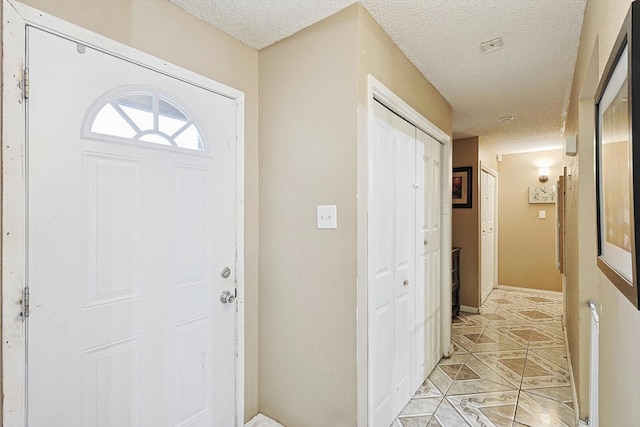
[479,163,499,305]
[357,75,452,426]
[2,1,246,425]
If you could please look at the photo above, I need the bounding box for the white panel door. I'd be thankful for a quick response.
[370,101,397,427]
[415,130,442,387]
[27,27,238,426]
[481,170,497,303]
[370,101,445,425]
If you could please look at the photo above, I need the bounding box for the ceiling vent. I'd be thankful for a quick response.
[480,37,504,53]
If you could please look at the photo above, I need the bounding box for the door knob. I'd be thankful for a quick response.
[220,290,235,304]
[403,280,409,287]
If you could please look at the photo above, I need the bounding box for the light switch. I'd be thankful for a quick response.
[317,205,337,229]
[539,210,546,219]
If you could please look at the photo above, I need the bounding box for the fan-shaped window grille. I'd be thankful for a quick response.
[84,90,205,151]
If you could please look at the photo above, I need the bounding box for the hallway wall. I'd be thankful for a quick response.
[3,0,261,420]
[497,150,563,292]
[452,137,480,308]
[258,6,359,426]
[564,0,640,424]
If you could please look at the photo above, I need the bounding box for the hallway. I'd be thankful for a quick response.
[392,287,575,427]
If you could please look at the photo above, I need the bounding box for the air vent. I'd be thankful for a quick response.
[481,37,504,53]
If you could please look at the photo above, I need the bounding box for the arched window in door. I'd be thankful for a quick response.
[82,88,206,151]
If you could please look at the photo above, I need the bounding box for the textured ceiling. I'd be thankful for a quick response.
[169,0,587,155]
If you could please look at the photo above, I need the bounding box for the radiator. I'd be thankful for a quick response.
[586,300,599,427]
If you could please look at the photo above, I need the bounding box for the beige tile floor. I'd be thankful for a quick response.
[392,287,576,427]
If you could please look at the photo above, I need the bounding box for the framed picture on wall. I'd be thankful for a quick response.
[595,1,640,309]
[452,166,472,208]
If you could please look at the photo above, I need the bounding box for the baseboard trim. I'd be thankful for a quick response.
[459,305,479,314]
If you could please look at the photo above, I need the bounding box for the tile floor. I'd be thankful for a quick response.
[392,287,576,427]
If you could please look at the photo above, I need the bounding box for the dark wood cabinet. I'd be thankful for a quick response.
[452,247,461,317]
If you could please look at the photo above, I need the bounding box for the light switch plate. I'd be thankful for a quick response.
[539,210,546,219]
[317,205,337,229]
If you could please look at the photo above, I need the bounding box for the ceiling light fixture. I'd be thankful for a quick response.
[480,37,504,53]
[498,115,514,122]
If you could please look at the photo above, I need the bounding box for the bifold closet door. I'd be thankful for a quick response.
[370,100,417,426]
[393,114,417,410]
[415,129,442,388]
[370,101,398,427]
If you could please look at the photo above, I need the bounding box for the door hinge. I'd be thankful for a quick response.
[23,68,30,99]
[22,287,30,318]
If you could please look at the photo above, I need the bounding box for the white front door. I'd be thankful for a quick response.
[481,170,497,303]
[27,27,239,426]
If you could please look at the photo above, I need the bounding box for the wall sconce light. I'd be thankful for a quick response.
[538,167,550,182]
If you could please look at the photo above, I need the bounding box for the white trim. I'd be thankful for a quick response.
[2,1,246,425]
[2,2,28,425]
[234,94,246,427]
[358,74,452,426]
[370,77,451,145]
[460,305,480,314]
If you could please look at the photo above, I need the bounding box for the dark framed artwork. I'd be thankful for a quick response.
[595,1,640,309]
[452,167,472,209]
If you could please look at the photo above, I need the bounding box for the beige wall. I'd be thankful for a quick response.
[258,6,359,426]
[258,5,452,426]
[479,143,499,173]
[497,150,563,292]
[452,137,480,308]
[4,0,260,420]
[356,6,452,136]
[564,0,640,423]
[451,136,499,309]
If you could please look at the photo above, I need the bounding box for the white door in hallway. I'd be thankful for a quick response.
[26,27,239,426]
[481,169,497,303]
[369,100,442,427]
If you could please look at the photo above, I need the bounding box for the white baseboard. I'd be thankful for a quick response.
[459,305,479,314]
